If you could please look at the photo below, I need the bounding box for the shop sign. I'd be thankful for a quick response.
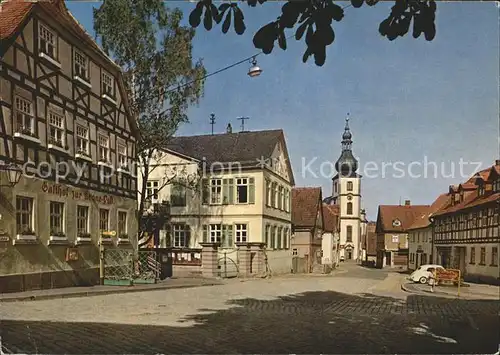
[42,182,114,204]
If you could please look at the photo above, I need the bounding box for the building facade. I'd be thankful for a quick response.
[321,203,340,267]
[0,0,138,291]
[407,193,447,271]
[291,187,324,271]
[324,116,363,261]
[432,161,500,285]
[138,127,295,275]
[375,201,429,268]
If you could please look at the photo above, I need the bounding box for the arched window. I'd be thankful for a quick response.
[347,202,353,215]
[347,181,353,191]
[346,226,352,242]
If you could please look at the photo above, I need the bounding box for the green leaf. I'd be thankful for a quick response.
[222,9,231,33]
[204,6,213,30]
[278,33,287,50]
[295,20,309,40]
[233,7,246,35]
[189,2,203,27]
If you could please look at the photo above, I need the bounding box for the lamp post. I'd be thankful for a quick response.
[0,163,23,187]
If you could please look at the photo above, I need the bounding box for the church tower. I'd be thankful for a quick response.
[332,114,362,261]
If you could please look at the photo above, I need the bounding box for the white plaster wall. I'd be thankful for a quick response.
[266,249,293,275]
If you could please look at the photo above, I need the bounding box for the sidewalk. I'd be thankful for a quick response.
[0,277,225,302]
[401,281,500,300]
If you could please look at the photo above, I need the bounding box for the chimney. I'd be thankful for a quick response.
[404,200,411,206]
[496,159,500,166]
[226,123,232,133]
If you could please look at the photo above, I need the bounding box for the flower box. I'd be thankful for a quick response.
[76,233,92,245]
[13,230,39,245]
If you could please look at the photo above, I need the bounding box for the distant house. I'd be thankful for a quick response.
[375,201,430,268]
[432,160,499,285]
[364,222,377,264]
[407,193,448,271]
[321,204,340,267]
[291,187,324,272]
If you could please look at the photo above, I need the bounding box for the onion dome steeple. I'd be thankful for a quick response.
[335,113,358,177]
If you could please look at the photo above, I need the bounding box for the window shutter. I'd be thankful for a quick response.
[201,179,209,204]
[248,177,255,204]
[202,225,208,243]
[185,225,191,248]
[228,178,234,204]
[222,179,229,204]
[224,224,233,248]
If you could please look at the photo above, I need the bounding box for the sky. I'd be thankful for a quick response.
[66,1,499,220]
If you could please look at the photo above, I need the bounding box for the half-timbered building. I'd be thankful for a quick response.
[432,160,500,285]
[0,0,138,291]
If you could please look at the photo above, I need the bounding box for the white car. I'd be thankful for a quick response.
[409,264,445,284]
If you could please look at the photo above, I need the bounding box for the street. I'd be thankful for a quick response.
[1,264,499,354]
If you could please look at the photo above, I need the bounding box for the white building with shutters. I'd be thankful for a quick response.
[137,126,295,261]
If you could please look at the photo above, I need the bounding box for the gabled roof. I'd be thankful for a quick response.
[166,129,295,184]
[432,189,499,217]
[376,204,430,233]
[292,187,323,228]
[407,193,448,230]
[322,203,339,233]
[0,0,138,135]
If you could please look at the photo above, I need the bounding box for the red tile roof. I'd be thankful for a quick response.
[292,187,323,228]
[0,0,33,40]
[376,204,430,233]
[322,203,339,233]
[407,193,449,230]
[433,190,499,217]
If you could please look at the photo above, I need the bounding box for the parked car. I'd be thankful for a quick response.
[409,264,445,284]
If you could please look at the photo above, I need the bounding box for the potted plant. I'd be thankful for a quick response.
[21,228,36,235]
[76,149,90,157]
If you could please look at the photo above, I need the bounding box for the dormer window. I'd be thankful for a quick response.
[478,185,485,196]
[459,191,464,202]
[494,178,500,192]
[392,219,401,227]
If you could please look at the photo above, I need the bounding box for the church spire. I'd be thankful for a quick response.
[335,113,358,176]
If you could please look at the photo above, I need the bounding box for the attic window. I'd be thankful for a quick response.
[392,219,401,227]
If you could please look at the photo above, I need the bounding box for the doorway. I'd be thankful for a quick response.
[385,252,392,266]
[347,251,352,260]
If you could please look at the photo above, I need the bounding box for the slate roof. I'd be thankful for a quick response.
[322,203,339,233]
[292,187,322,228]
[376,204,430,233]
[168,130,278,161]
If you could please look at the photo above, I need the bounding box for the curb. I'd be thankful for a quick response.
[0,281,223,303]
[400,282,498,300]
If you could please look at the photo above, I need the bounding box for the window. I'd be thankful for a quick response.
[284,228,289,249]
[210,224,222,243]
[210,179,222,204]
[98,134,109,162]
[276,227,282,249]
[146,180,159,201]
[102,71,114,96]
[16,196,34,234]
[49,202,64,235]
[492,247,498,266]
[48,111,64,147]
[284,189,290,212]
[334,182,337,193]
[236,178,248,203]
[173,224,189,247]
[392,235,399,243]
[118,211,127,236]
[480,247,486,265]
[274,183,279,208]
[346,225,352,242]
[270,182,276,207]
[117,143,127,167]
[74,50,88,80]
[265,180,271,206]
[15,96,34,134]
[292,248,298,256]
[270,226,276,249]
[76,206,89,235]
[278,186,283,209]
[265,224,271,247]
[347,181,353,191]
[171,183,186,207]
[39,24,56,59]
[76,125,89,154]
[99,209,109,232]
[422,253,427,265]
[347,202,353,215]
[235,224,248,243]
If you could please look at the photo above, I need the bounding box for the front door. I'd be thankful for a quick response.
[385,252,392,266]
[347,251,352,260]
[416,253,421,269]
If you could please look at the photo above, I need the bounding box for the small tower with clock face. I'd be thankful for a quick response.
[332,114,362,261]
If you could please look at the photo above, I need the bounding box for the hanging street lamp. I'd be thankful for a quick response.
[0,163,23,187]
[248,56,263,78]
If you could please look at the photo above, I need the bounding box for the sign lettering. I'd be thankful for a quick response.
[42,182,114,205]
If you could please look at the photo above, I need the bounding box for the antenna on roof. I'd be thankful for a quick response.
[237,116,249,132]
[209,113,216,135]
